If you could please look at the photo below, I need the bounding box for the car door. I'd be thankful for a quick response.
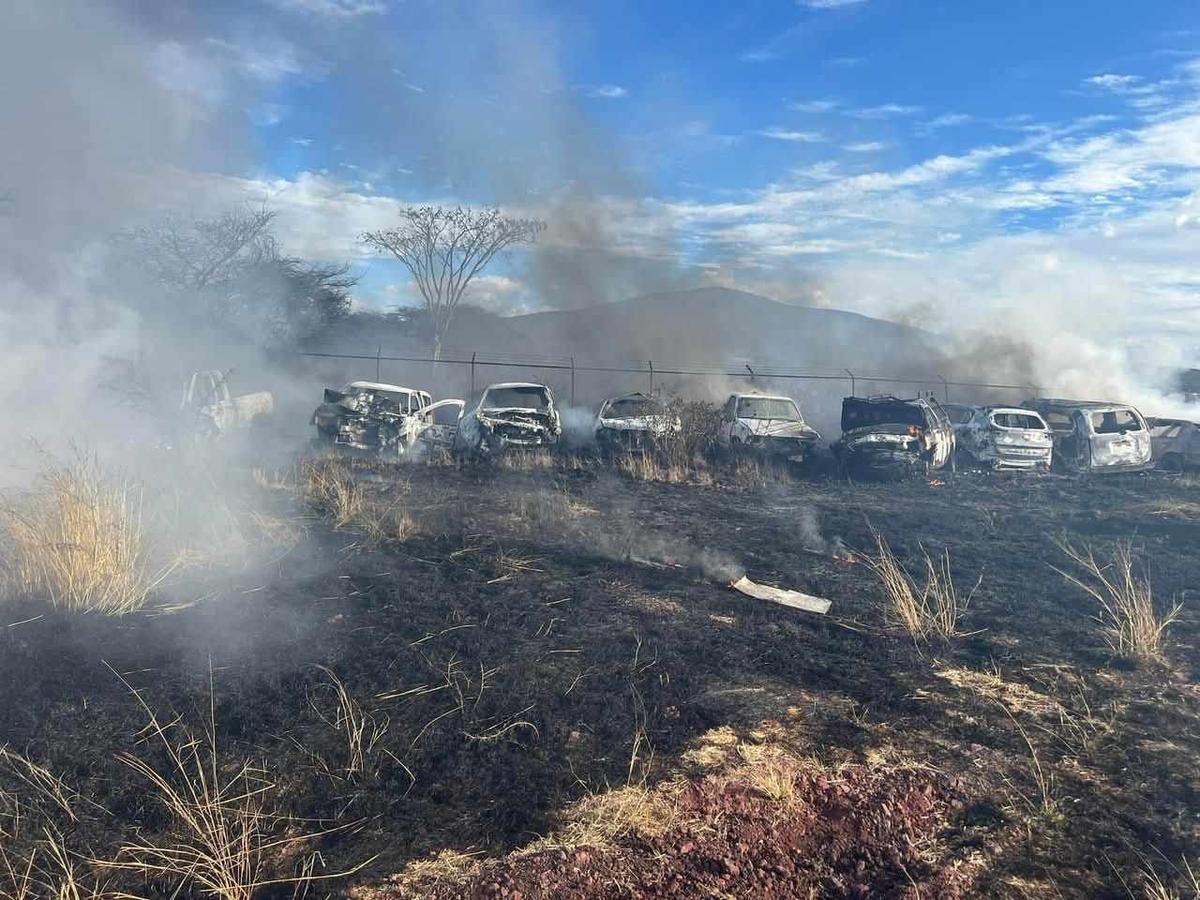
[718,397,737,447]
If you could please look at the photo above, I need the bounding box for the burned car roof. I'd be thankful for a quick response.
[343,381,424,394]
[1027,398,1140,411]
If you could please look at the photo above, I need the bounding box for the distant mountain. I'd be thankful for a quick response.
[463,287,941,376]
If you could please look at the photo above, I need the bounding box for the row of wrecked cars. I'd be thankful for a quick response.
[310,378,1198,477]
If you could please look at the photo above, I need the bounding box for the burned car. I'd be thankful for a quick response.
[1148,417,1200,472]
[832,395,955,478]
[594,392,681,455]
[1026,399,1152,474]
[181,370,273,440]
[311,381,459,457]
[454,382,561,457]
[717,393,820,462]
[954,406,1054,471]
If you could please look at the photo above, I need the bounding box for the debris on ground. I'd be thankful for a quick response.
[730,575,831,614]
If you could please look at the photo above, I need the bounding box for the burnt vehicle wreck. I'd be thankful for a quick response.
[454,382,561,457]
[594,392,681,455]
[716,393,821,462]
[1148,417,1200,472]
[1026,399,1152,474]
[953,406,1054,471]
[832,395,955,478]
[312,381,459,457]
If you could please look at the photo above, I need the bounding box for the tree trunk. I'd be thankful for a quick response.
[431,333,443,384]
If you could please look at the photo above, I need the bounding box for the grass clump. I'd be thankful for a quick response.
[868,533,979,641]
[101,674,362,899]
[0,456,179,615]
[1054,538,1181,663]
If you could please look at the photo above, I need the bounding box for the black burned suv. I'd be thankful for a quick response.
[832,395,956,478]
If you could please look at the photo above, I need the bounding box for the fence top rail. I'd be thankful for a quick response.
[296,349,1040,394]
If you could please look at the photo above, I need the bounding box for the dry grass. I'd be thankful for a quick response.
[0,457,180,615]
[616,452,709,485]
[370,849,484,897]
[0,747,105,899]
[1132,856,1198,900]
[1054,539,1182,663]
[734,744,804,808]
[299,458,418,543]
[496,449,557,471]
[300,458,366,527]
[526,782,680,852]
[867,534,980,641]
[312,666,389,782]
[0,828,104,900]
[101,673,361,899]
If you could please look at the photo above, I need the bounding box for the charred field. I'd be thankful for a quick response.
[2,455,1198,899]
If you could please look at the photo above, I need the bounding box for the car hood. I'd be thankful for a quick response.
[742,419,820,440]
[597,415,680,433]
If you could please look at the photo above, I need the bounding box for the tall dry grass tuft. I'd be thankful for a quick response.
[615,452,707,485]
[868,533,979,641]
[101,672,362,899]
[1054,539,1181,663]
[299,458,417,543]
[312,666,389,782]
[300,458,365,527]
[0,456,179,615]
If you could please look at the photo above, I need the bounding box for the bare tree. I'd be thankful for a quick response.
[360,206,545,360]
[122,207,278,293]
[115,206,357,346]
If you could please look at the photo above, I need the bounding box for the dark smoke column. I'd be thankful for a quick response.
[361,206,545,362]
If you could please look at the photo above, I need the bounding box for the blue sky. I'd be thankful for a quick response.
[139,0,1199,397]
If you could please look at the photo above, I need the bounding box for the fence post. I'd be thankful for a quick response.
[376,344,381,382]
[648,360,654,395]
[844,368,856,397]
[570,356,576,405]
[470,351,476,396]
[746,363,755,384]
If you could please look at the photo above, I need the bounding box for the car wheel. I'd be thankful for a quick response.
[1159,453,1184,473]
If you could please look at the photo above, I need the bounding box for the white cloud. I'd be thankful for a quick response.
[789,98,839,112]
[267,0,386,16]
[844,141,888,152]
[847,103,922,119]
[1086,73,1142,91]
[584,84,628,99]
[803,0,869,8]
[740,48,781,63]
[757,127,825,142]
[924,112,972,129]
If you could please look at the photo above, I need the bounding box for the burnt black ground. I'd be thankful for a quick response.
[2,462,1198,898]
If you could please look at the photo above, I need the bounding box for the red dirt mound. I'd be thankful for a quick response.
[407,764,972,899]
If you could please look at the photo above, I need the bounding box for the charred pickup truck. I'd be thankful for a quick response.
[716,393,820,462]
[832,395,955,478]
[1148,417,1200,472]
[454,382,561,458]
[312,381,461,457]
[181,370,273,440]
[1026,399,1152,474]
[594,392,680,455]
[952,406,1054,472]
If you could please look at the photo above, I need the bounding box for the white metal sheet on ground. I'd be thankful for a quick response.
[730,576,831,615]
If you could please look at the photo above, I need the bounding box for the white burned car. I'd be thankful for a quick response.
[954,406,1053,472]
[1027,399,1152,474]
[311,381,461,457]
[454,382,561,457]
[594,392,680,455]
[717,393,820,462]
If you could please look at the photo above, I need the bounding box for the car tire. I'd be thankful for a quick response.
[1159,453,1184,473]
